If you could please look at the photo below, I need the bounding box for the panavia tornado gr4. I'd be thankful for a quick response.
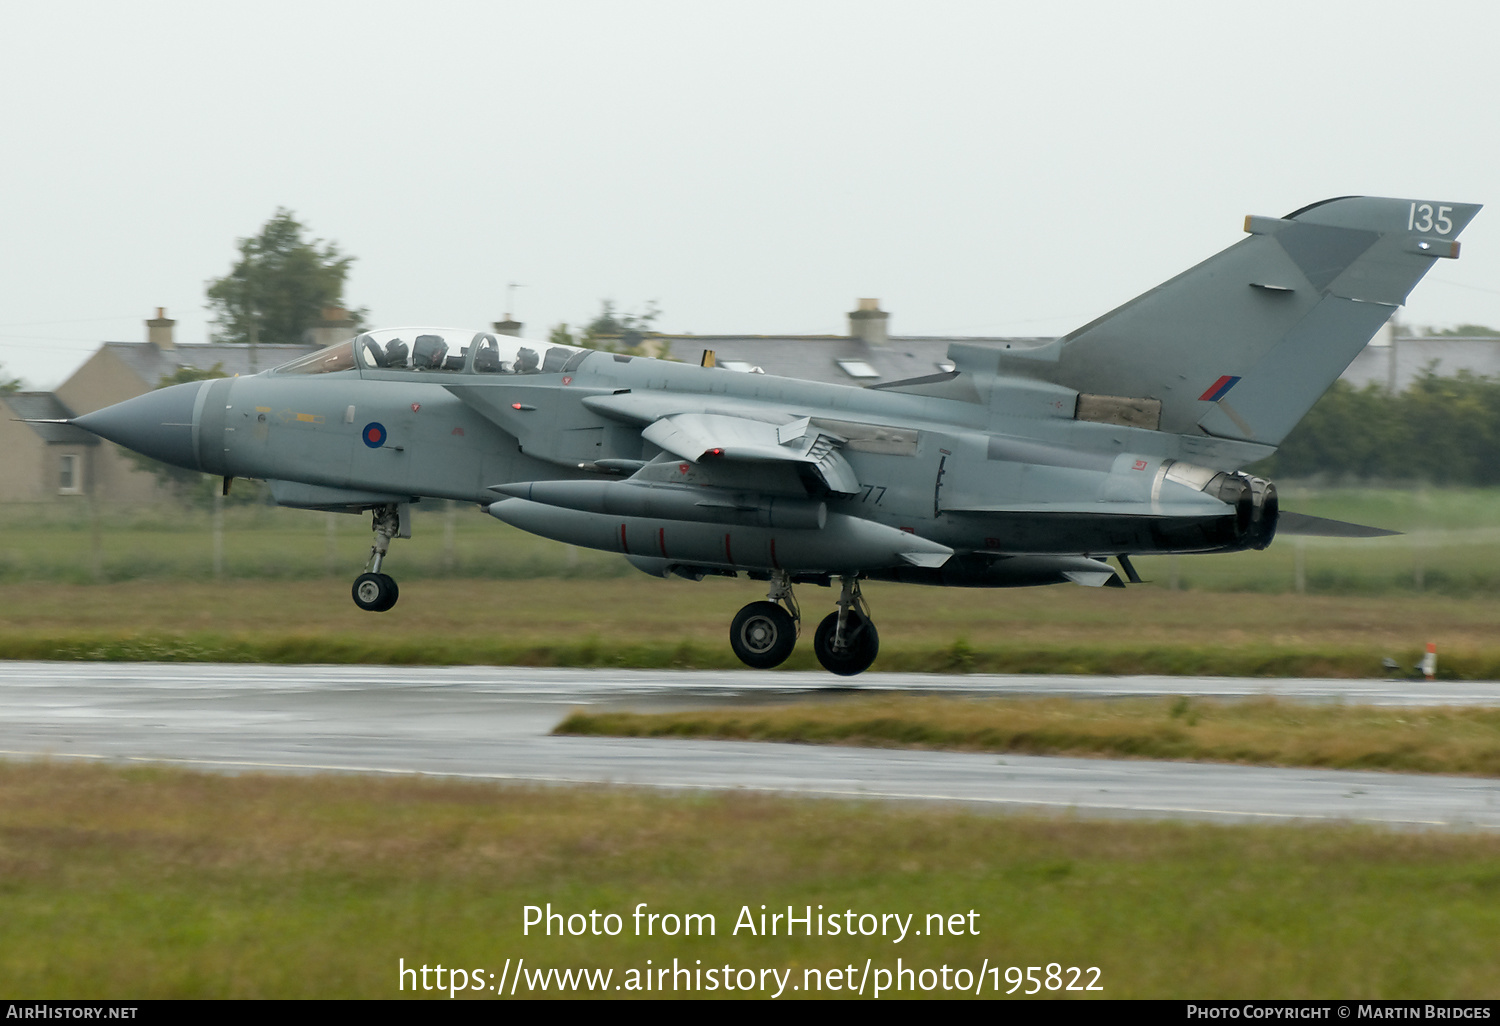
[72,196,1479,675]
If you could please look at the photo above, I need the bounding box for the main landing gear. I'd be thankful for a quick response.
[351,504,401,612]
[729,571,800,669]
[728,572,880,676]
[813,576,879,677]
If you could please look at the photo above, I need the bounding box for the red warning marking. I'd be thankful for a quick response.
[770,538,780,569]
[658,527,667,558]
[619,524,629,554]
[1133,459,1148,471]
[724,532,734,565]
[411,403,422,412]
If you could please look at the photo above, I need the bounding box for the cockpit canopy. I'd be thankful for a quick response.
[272,328,592,377]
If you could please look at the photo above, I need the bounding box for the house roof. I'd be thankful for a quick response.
[1,392,97,444]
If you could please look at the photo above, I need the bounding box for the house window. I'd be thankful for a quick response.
[58,454,82,495]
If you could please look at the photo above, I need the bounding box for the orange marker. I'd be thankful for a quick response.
[1420,642,1437,681]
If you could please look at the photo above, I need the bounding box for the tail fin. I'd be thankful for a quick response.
[1013,196,1480,445]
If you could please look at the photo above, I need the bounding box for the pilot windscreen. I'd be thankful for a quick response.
[542,347,573,373]
[514,347,539,373]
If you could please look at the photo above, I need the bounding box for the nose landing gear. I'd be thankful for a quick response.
[351,504,404,612]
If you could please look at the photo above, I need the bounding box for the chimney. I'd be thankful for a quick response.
[493,317,524,337]
[307,306,357,348]
[847,298,888,345]
[147,307,176,350]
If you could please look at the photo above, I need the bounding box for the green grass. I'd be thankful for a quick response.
[0,486,1498,672]
[557,696,1500,776]
[1131,485,1500,596]
[3,760,1499,999]
[0,501,632,584]
[1,577,1497,676]
[8,485,1500,595]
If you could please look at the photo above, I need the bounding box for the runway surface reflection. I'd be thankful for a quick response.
[2,663,1498,829]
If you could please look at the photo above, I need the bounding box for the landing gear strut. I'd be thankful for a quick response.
[812,575,879,676]
[351,504,402,612]
[729,570,799,668]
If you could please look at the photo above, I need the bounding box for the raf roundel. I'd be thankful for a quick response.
[362,422,388,449]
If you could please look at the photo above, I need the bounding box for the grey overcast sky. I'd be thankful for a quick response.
[2,0,1497,388]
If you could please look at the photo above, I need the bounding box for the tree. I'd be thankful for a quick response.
[0,364,22,393]
[205,209,365,345]
[551,299,662,355]
[1431,324,1500,338]
[1252,369,1500,485]
[583,298,660,339]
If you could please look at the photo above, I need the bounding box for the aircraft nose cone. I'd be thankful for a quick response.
[73,381,205,471]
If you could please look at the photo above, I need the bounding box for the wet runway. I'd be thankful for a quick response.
[3,662,1499,830]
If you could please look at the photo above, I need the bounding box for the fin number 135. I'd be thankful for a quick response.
[1408,202,1454,234]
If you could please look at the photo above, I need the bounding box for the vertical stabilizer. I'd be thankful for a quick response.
[1035,196,1480,445]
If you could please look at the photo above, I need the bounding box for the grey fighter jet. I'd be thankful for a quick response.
[71,196,1479,675]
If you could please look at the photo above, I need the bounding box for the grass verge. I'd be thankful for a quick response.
[10,487,1500,597]
[6,631,1500,678]
[557,696,1500,776]
[3,760,1499,999]
[1,578,1497,676]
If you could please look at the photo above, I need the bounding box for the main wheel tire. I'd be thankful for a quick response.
[729,601,797,669]
[352,572,398,612]
[376,573,399,611]
[812,610,880,676]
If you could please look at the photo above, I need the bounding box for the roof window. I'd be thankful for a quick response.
[836,359,880,379]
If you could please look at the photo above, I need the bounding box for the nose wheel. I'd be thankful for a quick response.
[352,504,404,613]
[352,572,399,612]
